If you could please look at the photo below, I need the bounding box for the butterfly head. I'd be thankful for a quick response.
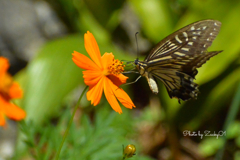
[134,58,139,65]
[133,58,140,71]
[133,58,148,76]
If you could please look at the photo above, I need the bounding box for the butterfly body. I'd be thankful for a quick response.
[134,20,222,102]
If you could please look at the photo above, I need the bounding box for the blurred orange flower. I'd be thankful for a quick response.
[72,31,135,114]
[0,57,26,126]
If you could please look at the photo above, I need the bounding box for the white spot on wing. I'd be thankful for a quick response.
[183,32,188,41]
[191,26,195,30]
[183,32,188,37]
[203,26,207,30]
[193,36,197,40]
[174,52,185,56]
[149,56,172,62]
[181,48,190,51]
[188,42,193,46]
[193,31,201,35]
[170,45,177,49]
[169,43,175,47]
[175,35,182,43]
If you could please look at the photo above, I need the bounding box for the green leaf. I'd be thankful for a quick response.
[83,0,125,28]
[226,121,240,139]
[16,34,85,124]
[199,137,224,157]
[129,0,173,42]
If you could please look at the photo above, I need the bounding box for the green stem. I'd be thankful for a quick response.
[215,82,240,160]
[55,86,88,160]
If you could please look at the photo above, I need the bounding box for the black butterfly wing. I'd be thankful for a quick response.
[180,50,222,78]
[145,20,221,62]
[144,20,222,101]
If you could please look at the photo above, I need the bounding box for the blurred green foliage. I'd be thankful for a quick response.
[13,0,240,159]
[15,105,151,160]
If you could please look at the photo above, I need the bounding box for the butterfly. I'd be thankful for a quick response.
[134,20,222,103]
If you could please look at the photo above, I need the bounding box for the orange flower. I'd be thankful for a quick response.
[72,31,135,114]
[0,57,26,126]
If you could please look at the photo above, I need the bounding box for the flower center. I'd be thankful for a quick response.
[108,59,125,75]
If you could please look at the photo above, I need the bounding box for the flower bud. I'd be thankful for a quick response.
[123,144,136,159]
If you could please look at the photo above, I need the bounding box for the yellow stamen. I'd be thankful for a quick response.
[108,59,125,75]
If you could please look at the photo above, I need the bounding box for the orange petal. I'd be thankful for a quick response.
[86,76,104,106]
[108,73,128,86]
[0,96,26,121]
[8,82,23,99]
[4,103,26,121]
[72,51,99,71]
[101,52,114,69]
[0,99,6,126]
[0,96,25,127]
[0,112,6,126]
[83,70,103,87]
[0,57,9,76]
[109,79,135,109]
[84,31,103,69]
[104,78,123,114]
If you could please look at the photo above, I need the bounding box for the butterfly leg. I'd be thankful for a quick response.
[122,75,142,86]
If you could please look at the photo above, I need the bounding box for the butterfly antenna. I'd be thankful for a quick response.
[135,32,139,61]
